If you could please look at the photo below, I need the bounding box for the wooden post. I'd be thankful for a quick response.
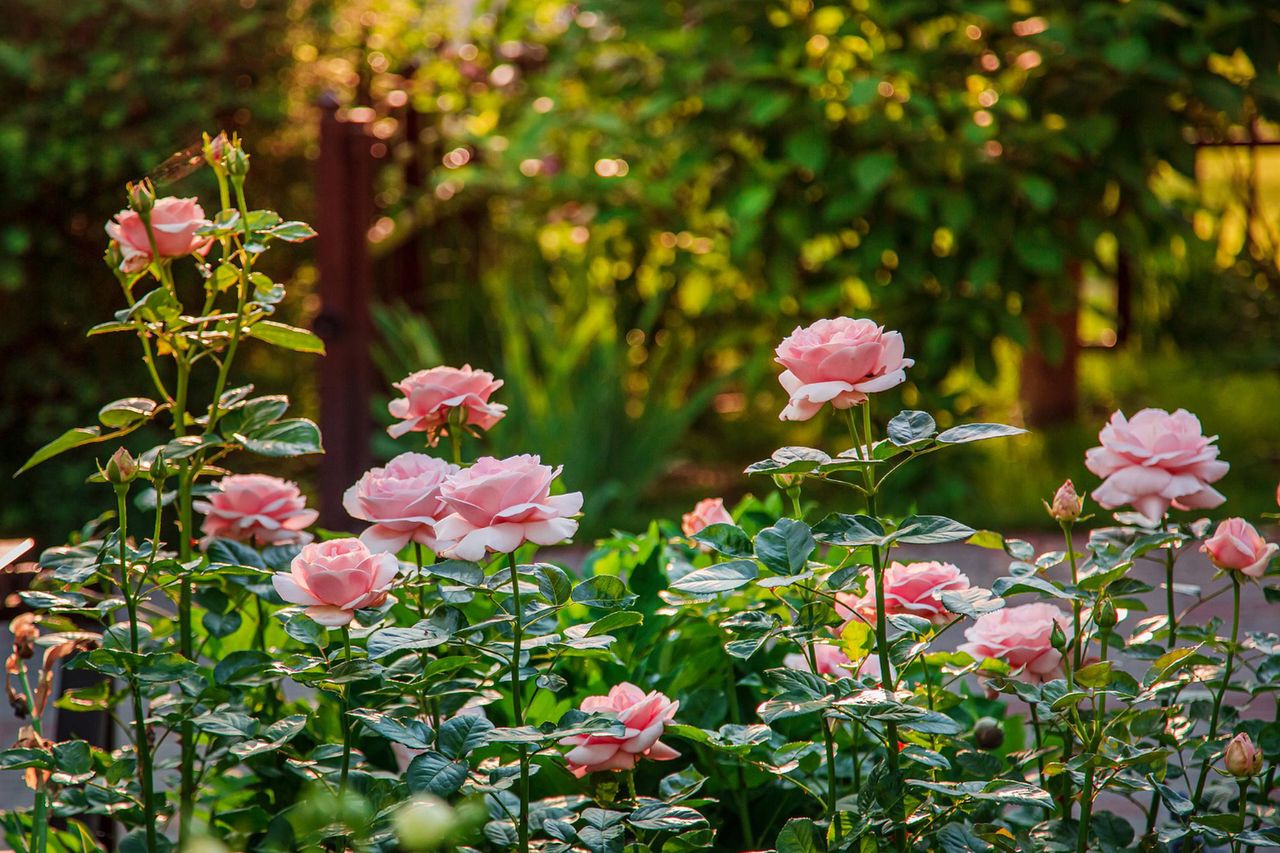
[1019,265,1081,426]
[315,95,376,528]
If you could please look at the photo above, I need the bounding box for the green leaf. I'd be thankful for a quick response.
[367,625,450,659]
[628,803,708,832]
[690,523,753,558]
[1075,661,1114,689]
[430,560,484,587]
[887,410,937,445]
[579,808,627,853]
[891,515,975,545]
[16,425,138,476]
[348,710,434,750]
[406,751,468,796]
[215,651,275,686]
[437,715,494,758]
[939,588,1005,619]
[1017,175,1057,212]
[669,560,758,594]
[744,446,831,476]
[236,418,323,457]
[776,817,820,853]
[754,518,815,575]
[98,397,160,428]
[534,564,572,604]
[248,320,326,354]
[935,423,1027,444]
[586,610,643,637]
[572,575,637,609]
[853,151,897,194]
[265,220,318,242]
[207,538,266,570]
[811,513,884,547]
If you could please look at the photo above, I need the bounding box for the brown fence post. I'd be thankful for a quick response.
[314,95,376,528]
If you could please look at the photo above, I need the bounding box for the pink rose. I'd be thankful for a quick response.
[434,454,583,561]
[194,474,318,548]
[837,561,971,626]
[959,603,1071,684]
[1085,408,1228,522]
[1202,518,1277,578]
[387,366,507,444]
[774,317,914,421]
[680,497,733,538]
[105,197,212,273]
[272,538,399,627]
[344,453,460,554]
[783,643,881,681]
[560,683,680,777]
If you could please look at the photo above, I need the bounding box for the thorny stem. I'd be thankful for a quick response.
[118,486,158,853]
[1193,573,1242,807]
[1077,622,1112,853]
[339,627,353,796]
[508,552,530,853]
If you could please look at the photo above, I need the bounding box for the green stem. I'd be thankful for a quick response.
[856,403,905,852]
[1164,543,1177,651]
[1062,521,1080,817]
[205,261,249,433]
[340,627,353,795]
[176,460,196,848]
[414,542,428,619]
[823,719,840,838]
[508,552,530,853]
[31,788,48,853]
[1077,625,1111,853]
[1193,573,1241,807]
[724,660,756,847]
[449,429,463,465]
[1234,779,1249,853]
[1029,705,1047,790]
[118,487,158,853]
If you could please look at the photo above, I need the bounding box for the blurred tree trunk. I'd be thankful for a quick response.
[1019,265,1080,426]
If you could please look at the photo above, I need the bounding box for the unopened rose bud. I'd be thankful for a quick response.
[772,473,804,490]
[1095,598,1118,630]
[104,448,139,485]
[204,132,229,170]
[1224,732,1263,779]
[393,795,459,851]
[1050,621,1068,652]
[974,717,1004,750]
[127,180,156,215]
[104,241,125,272]
[1046,479,1083,523]
[226,142,250,178]
[9,614,38,660]
[149,452,170,484]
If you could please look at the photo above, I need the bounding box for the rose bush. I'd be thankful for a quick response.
[3,136,1278,853]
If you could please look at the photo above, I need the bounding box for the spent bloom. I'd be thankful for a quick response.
[680,497,733,538]
[774,317,913,421]
[435,454,583,562]
[837,561,971,626]
[560,683,680,777]
[959,603,1072,684]
[1224,733,1264,778]
[105,197,211,274]
[272,538,399,627]
[344,453,460,553]
[387,365,506,444]
[195,474,318,548]
[1085,408,1228,522]
[1202,518,1277,579]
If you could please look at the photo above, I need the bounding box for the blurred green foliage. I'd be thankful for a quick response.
[5,0,1280,542]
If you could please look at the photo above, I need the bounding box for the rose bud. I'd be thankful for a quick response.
[1046,479,1083,523]
[127,179,156,214]
[1202,518,1278,579]
[974,717,1004,750]
[104,447,139,485]
[1224,732,1263,778]
[1095,598,1118,630]
[1050,621,1068,652]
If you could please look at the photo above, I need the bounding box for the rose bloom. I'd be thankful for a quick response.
[774,317,914,421]
[783,643,881,682]
[387,365,507,444]
[194,474,318,548]
[435,454,583,562]
[959,603,1071,684]
[272,538,399,627]
[560,683,680,777]
[680,497,733,538]
[344,453,460,554]
[1224,732,1264,778]
[838,561,971,626]
[1085,408,1228,522]
[105,197,211,273]
[1202,518,1278,579]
